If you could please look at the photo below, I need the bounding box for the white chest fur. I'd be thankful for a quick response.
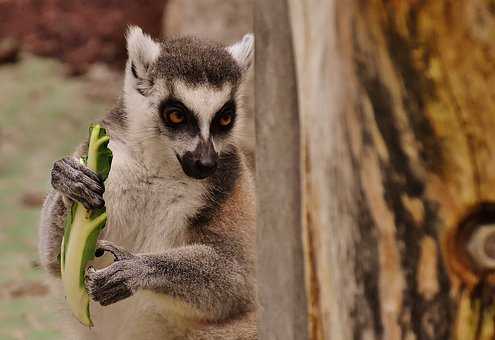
[66,140,204,340]
[101,140,205,253]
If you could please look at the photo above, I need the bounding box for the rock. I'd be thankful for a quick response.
[0,38,20,64]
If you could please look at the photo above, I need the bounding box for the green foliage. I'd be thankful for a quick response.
[61,124,112,327]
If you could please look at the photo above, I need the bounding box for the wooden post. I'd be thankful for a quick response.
[255,0,308,339]
[257,1,495,339]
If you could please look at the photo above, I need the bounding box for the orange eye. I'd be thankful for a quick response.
[168,111,185,124]
[219,114,232,126]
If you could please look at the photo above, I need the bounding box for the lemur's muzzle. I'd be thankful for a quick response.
[178,139,218,179]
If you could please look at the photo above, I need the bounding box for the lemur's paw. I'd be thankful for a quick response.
[85,259,140,306]
[51,157,105,210]
[96,240,135,261]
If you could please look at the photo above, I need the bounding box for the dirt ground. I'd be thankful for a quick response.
[0,55,121,339]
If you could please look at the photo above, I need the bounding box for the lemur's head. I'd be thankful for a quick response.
[123,26,253,179]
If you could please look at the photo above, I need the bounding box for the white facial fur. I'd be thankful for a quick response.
[227,33,254,71]
[126,26,161,79]
[122,26,252,174]
[173,80,232,149]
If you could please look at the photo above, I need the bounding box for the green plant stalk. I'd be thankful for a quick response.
[60,124,112,327]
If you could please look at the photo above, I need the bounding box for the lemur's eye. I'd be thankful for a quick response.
[219,114,232,127]
[168,111,185,125]
[160,99,191,128]
[212,101,236,134]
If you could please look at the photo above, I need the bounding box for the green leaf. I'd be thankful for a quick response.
[60,123,112,327]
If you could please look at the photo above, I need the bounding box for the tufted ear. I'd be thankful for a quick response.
[125,26,160,92]
[227,33,254,72]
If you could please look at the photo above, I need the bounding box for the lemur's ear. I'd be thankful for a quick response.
[126,26,160,83]
[227,33,254,72]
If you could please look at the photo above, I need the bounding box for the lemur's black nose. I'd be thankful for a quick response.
[178,139,219,179]
[193,139,218,178]
[196,158,218,174]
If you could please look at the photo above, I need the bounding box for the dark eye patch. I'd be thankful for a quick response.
[159,98,200,137]
[211,100,237,135]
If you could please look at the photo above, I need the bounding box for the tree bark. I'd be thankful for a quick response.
[255,1,308,340]
[256,1,495,339]
[255,0,307,340]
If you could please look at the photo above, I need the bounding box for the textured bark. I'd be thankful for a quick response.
[255,1,308,340]
[257,0,495,339]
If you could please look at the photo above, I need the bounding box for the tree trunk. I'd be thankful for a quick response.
[256,1,495,339]
[255,1,308,339]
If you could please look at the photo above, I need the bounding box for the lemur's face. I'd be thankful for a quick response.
[122,27,253,179]
[158,82,238,179]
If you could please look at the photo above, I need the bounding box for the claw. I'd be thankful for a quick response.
[96,240,134,261]
[86,265,96,276]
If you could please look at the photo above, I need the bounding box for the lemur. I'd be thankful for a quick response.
[38,26,256,340]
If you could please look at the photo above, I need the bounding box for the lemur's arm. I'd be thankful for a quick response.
[86,241,254,321]
[39,144,104,276]
[39,190,68,276]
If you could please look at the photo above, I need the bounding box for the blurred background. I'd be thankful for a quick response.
[0,1,253,338]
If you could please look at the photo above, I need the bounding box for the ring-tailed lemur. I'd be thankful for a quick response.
[39,26,255,340]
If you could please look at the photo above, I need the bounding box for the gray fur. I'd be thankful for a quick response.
[155,37,242,88]
[39,27,255,340]
[103,98,128,133]
[39,142,92,277]
[38,191,66,276]
[126,27,243,96]
[86,230,253,318]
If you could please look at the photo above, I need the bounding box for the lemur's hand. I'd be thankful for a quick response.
[51,157,105,210]
[85,241,145,306]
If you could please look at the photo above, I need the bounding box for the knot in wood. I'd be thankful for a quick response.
[467,224,495,270]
